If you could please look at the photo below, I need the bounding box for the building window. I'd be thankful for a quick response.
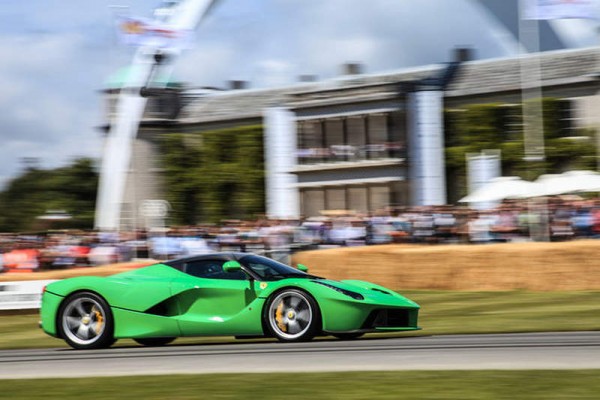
[325,119,346,162]
[302,189,325,217]
[347,116,367,161]
[369,185,390,213]
[298,120,325,164]
[297,111,405,165]
[366,114,388,159]
[325,188,345,210]
[388,112,406,158]
[348,186,368,213]
[300,182,406,217]
[390,181,407,207]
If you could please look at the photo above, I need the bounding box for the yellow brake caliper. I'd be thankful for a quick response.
[275,301,287,332]
[91,306,104,335]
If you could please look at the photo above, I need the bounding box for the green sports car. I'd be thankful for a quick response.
[40,252,420,349]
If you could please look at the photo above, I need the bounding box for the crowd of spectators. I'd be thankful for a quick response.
[1,197,599,273]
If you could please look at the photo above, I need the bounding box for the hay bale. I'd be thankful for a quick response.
[0,261,157,282]
[292,241,600,291]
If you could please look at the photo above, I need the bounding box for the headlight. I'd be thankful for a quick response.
[313,281,364,300]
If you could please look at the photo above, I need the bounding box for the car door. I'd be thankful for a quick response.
[170,258,264,336]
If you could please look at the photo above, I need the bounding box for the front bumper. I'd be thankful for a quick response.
[39,291,63,337]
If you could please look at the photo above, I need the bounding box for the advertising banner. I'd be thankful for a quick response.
[117,16,192,49]
[524,0,596,20]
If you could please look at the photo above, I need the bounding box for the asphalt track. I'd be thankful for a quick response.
[1,332,599,379]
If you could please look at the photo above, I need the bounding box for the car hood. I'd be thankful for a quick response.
[298,278,419,308]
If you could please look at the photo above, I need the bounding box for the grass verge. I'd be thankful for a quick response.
[1,370,599,399]
[0,290,598,350]
[402,290,600,335]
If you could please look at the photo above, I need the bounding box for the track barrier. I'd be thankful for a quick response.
[0,280,57,310]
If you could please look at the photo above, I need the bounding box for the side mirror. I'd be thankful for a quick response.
[223,260,242,273]
[297,264,309,273]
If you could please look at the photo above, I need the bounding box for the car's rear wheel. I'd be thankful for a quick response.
[265,289,320,342]
[58,292,114,350]
[134,337,176,347]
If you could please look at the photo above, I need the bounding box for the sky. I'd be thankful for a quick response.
[0,0,598,189]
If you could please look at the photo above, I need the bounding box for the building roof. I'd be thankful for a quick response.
[178,87,295,123]
[446,46,599,98]
[176,47,600,125]
[177,66,439,124]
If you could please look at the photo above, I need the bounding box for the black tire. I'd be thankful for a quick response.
[264,289,320,342]
[134,337,176,347]
[332,332,364,340]
[57,291,114,350]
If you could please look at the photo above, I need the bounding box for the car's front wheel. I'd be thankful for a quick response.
[58,292,115,350]
[265,289,320,342]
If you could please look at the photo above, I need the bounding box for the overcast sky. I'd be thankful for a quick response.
[0,0,597,189]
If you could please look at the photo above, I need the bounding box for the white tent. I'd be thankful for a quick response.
[459,176,539,203]
[460,171,600,204]
[532,170,600,196]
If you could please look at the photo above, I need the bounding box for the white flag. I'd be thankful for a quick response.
[524,0,597,20]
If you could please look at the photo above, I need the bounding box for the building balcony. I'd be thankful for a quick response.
[296,142,406,168]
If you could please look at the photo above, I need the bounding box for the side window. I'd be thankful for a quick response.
[184,259,246,281]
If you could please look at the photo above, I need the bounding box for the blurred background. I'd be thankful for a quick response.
[1,0,600,272]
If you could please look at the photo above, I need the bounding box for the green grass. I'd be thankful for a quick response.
[1,371,599,399]
[0,290,598,350]
[403,290,600,335]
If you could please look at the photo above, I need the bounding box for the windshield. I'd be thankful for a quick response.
[239,254,314,281]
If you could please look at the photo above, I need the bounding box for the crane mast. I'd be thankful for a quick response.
[95,0,221,230]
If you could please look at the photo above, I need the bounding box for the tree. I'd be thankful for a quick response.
[0,158,98,232]
[158,125,265,224]
[445,99,596,202]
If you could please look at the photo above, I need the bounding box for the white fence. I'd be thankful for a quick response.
[0,280,57,310]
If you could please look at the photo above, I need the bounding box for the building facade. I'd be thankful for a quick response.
[102,47,600,226]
